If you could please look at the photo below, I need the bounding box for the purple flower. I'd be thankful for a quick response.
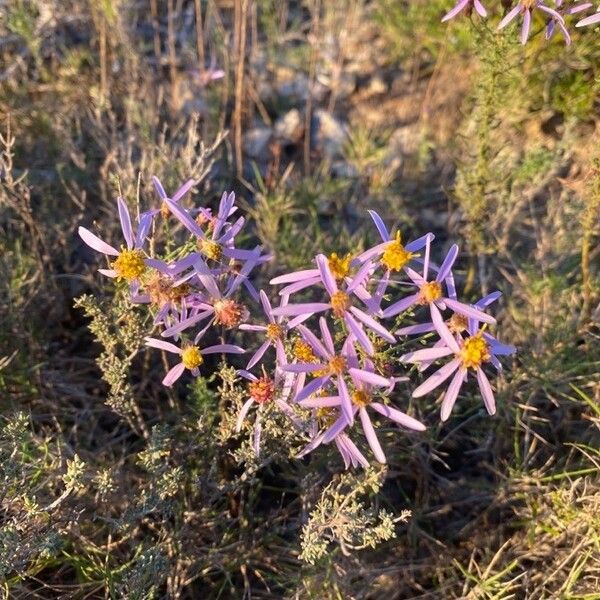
[238,291,311,370]
[442,0,487,22]
[78,197,152,284]
[164,190,253,263]
[145,337,245,386]
[382,239,496,328]
[401,311,515,421]
[143,176,195,220]
[159,252,262,340]
[235,369,299,456]
[272,254,395,355]
[498,1,565,45]
[298,364,424,464]
[357,210,433,274]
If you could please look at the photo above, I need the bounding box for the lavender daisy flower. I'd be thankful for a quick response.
[442,0,487,22]
[498,1,564,45]
[78,197,152,284]
[143,176,195,219]
[272,254,394,355]
[545,0,591,42]
[235,369,299,456]
[238,291,311,370]
[164,190,252,264]
[401,309,515,421]
[145,337,245,387]
[298,366,424,464]
[382,239,496,328]
[159,251,262,340]
[357,210,433,274]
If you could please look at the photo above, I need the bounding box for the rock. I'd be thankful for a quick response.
[311,109,348,159]
[244,127,272,158]
[274,109,303,144]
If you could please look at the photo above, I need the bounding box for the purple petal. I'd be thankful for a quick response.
[78,227,119,256]
[400,346,454,363]
[298,396,341,408]
[349,306,395,343]
[202,344,245,355]
[521,9,531,44]
[344,313,374,355]
[162,362,186,386]
[296,375,331,402]
[279,276,321,296]
[576,11,600,26]
[270,269,320,285]
[117,197,134,249]
[441,0,470,22]
[271,303,330,317]
[498,3,522,30]
[98,268,117,277]
[319,317,335,354]
[349,368,391,388]
[152,176,167,199]
[298,324,331,359]
[477,367,496,415]
[337,376,354,425]
[236,398,255,431]
[316,254,338,296]
[382,293,419,318]
[436,244,459,283]
[172,179,195,203]
[474,0,487,17]
[322,414,350,443]
[371,402,425,431]
[246,341,271,370]
[346,260,374,294]
[396,322,436,336]
[405,232,434,253]
[440,367,466,421]
[412,357,462,398]
[359,408,386,464]
[336,433,369,468]
[145,337,182,354]
[165,198,205,238]
[283,363,325,373]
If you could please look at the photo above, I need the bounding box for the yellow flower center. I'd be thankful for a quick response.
[213,299,245,328]
[330,290,350,317]
[198,239,222,261]
[160,202,170,218]
[417,281,443,305]
[351,389,371,408]
[381,231,414,272]
[316,407,337,428]
[460,334,490,369]
[328,355,347,376]
[328,253,352,280]
[181,346,203,370]
[248,376,275,404]
[448,313,468,333]
[266,323,284,341]
[294,340,318,363]
[112,249,146,281]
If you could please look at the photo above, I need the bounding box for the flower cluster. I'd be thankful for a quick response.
[442,1,599,45]
[79,181,515,469]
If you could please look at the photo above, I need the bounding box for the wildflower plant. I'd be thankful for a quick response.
[78,178,516,471]
[441,0,600,45]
